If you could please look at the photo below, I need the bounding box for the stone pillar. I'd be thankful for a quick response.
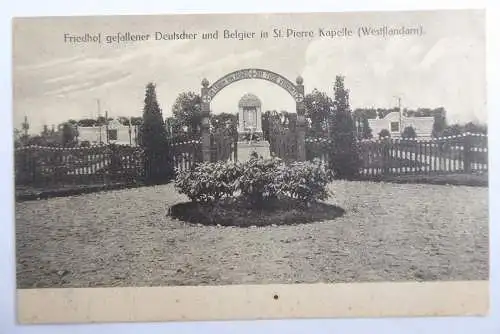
[201,78,211,162]
[238,106,244,133]
[256,106,262,133]
[295,76,306,161]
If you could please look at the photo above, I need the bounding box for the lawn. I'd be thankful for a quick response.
[15,181,489,289]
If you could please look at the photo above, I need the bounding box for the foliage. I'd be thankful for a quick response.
[353,107,397,120]
[329,75,362,180]
[130,117,143,126]
[240,132,261,142]
[41,125,50,136]
[262,110,290,141]
[265,110,297,136]
[464,122,487,134]
[432,112,447,137]
[139,82,168,147]
[61,122,78,146]
[439,122,487,137]
[77,118,98,127]
[172,91,203,136]
[174,156,335,206]
[165,116,183,137]
[401,126,417,139]
[274,159,335,204]
[362,117,373,139]
[262,111,272,141]
[236,156,284,204]
[210,113,237,136]
[304,89,334,137]
[354,107,446,120]
[139,82,172,183]
[356,117,372,140]
[79,140,91,147]
[75,116,141,128]
[379,129,391,138]
[174,161,242,202]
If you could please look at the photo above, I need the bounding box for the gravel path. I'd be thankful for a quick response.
[15,181,489,288]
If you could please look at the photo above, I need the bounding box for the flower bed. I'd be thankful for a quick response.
[171,155,341,226]
[169,197,345,227]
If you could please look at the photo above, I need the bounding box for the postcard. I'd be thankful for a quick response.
[13,9,488,324]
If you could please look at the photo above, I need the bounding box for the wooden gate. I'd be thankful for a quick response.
[170,136,202,172]
[211,132,238,162]
[268,116,297,161]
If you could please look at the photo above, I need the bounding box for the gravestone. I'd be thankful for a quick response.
[236,93,271,161]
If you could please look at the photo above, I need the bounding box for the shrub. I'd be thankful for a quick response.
[328,136,362,180]
[174,156,336,206]
[402,126,417,139]
[174,161,242,202]
[236,156,283,205]
[328,75,362,180]
[379,129,391,139]
[275,159,335,204]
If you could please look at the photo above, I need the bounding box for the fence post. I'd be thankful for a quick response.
[200,78,212,163]
[463,134,472,173]
[382,139,390,175]
[295,76,306,161]
[109,144,121,181]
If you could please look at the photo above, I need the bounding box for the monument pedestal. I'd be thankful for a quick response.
[237,141,271,161]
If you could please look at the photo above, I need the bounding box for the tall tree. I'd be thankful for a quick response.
[41,125,50,136]
[442,124,463,137]
[304,89,334,137]
[402,126,417,139]
[329,75,361,179]
[379,129,391,139]
[464,121,487,134]
[171,91,203,136]
[360,117,373,139]
[262,110,276,141]
[61,122,77,146]
[139,82,171,183]
[210,113,237,136]
[130,117,143,126]
[77,118,98,127]
[432,109,447,137]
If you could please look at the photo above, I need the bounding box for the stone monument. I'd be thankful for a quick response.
[237,93,271,161]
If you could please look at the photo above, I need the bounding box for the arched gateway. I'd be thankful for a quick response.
[199,68,306,162]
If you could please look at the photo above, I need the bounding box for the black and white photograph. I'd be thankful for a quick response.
[12,9,488,323]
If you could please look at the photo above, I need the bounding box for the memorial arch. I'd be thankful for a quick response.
[199,68,306,162]
[200,68,305,113]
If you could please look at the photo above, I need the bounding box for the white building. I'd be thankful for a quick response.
[77,119,138,145]
[368,112,434,139]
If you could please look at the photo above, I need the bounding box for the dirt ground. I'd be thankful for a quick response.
[15,181,489,288]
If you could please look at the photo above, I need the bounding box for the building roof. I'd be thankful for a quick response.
[238,93,261,108]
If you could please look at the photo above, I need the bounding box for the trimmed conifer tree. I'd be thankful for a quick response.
[329,75,362,179]
[139,82,172,183]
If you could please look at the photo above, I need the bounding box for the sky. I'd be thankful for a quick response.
[12,10,486,134]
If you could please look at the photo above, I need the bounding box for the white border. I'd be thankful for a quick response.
[2,1,499,333]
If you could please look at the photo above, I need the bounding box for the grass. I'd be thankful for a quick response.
[15,181,489,289]
[15,181,142,201]
[356,172,488,187]
[15,169,488,202]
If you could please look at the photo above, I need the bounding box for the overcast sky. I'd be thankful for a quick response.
[13,10,485,134]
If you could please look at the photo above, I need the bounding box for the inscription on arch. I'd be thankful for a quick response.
[206,68,303,101]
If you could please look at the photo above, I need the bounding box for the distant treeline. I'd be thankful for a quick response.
[66,116,143,127]
[353,107,446,119]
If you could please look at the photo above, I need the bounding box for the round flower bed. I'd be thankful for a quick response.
[169,197,345,227]
[169,156,344,227]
